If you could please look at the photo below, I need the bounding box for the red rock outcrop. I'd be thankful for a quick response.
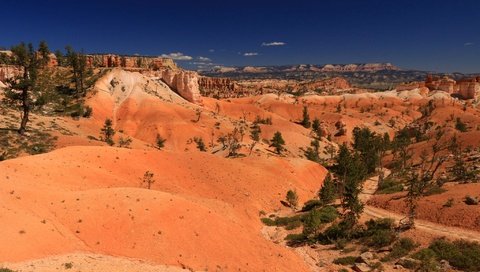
[85,54,177,70]
[198,77,352,98]
[397,75,479,100]
[457,78,480,99]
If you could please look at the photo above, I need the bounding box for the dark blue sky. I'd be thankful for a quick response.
[2,0,479,73]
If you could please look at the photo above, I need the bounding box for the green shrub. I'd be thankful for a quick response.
[260,217,276,226]
[316,205,339,223]
[423,185,447,196]
[285,220,303,230]
[362,218,396,248]
[285,233,307,246]
[333,256,357,265]
[412,248,439,271]
[429,239,480,271]
[301,199,323,212]
[383,238,417,261]
[376,177,403,194]
[0,269,15,272]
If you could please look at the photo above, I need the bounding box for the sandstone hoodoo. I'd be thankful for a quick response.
[396,75,480,100]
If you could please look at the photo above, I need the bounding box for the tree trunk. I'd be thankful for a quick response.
[18,88,30,135]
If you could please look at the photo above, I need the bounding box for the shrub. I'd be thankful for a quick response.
[383,238,417,261]
[423,185,447,196]
[118,136,132,148]
[260,217,276,226]
[362,218,396,248]
[412,248,440,271]
[0,268,15,272]
[142,171,155,189]
[333,256,357,265]
[82,106,92,118]
[429,239,480,271]
[455,118,468,132]
[301,199,323,212]
[376,177,403,194]
[193,137,207,152]
[254,116,272,125]
[286,189,298,210]
[285,233,307,246]
[156,134,166,149]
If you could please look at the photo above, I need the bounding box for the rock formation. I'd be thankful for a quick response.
[198,77,353,98]
[157,69,202,104]
[0,65,22,82]
[396,75,480,100]
[85,54,177,70]
[457,77,480,99]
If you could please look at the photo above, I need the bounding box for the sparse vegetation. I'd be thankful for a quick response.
[142,171,155,189]
[193,137,207,152]
[300,105,311,128]
[249,123,261,155]
[100,118,115,146]
[156,134,166,149]
[455,117,468,132]
[285,189,299,210]
[269,131,285,154]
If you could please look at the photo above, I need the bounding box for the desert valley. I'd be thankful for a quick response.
[1,1,480,271]
[0,46,479,272]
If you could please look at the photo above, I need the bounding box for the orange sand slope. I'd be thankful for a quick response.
[0,146,326,271]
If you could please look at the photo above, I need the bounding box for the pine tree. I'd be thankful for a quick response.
[270,131,286,154]
[249,123,261,155]
[286,189,299,210]
[352,127,382,174]
[319,174,336,205]
[300,105,311,128]
[101,118,115,146]
[65,46,87,96]
[311,118,323,138]
[37,41,50,67]
[304,139,320,162]
[4,42,40,134]
[332,144,367,227]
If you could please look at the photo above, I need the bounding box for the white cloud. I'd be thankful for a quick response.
[464,42,474,46]
[160,52,193,60]
[198,56,211,62]
[209,49,215,53]
[243,52,259,56]
[261,41,286,47]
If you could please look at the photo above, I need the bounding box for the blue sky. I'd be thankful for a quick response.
[2,0,479,73]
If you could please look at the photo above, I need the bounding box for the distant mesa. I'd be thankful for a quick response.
[208,62,401,74]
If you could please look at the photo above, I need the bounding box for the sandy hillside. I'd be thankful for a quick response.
[2,69,480,271]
